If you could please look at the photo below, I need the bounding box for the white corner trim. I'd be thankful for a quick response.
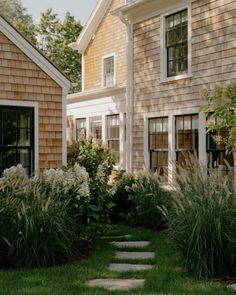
[0,17,70,90]
[101,53,116,88]
[0,99,39,173]
[73,0,113,53]
[62,89,68,166]
[160,2,192,81]
[81,54,85,91]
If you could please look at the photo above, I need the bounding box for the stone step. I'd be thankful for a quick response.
[228,283,236,291]
[111,241,150,248]
[87,278,145,291]
[101,234,131,240]
[109,263,154,272]
[114,251,155,260]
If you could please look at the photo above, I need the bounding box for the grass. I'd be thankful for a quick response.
[0,224,234,295]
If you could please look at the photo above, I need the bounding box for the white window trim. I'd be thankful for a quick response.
[0,99,39,173]
[101,53,116,88]
[160,2,192,83]
[144,108,206,183]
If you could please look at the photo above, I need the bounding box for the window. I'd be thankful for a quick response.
[0,106,34,175]
[90,117,102,140]
[166,9,188,77]
[206,117,233,174]
[76,118,86,140]
[149,117,168,179]
[175,114,198,165]
[107,115,120,162]
[103,55,114,87]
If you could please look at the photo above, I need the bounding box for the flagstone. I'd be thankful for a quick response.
[109,263,154,272]
[114,251,155,260]
[86,278,145,291]
[111,241,150,248]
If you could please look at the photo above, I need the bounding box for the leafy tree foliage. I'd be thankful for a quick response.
[37,9,83,93]
[0,0,37,45]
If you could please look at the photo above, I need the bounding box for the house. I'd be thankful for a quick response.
[0,16,70,175]
[113,0,236,181]
[67,0,128,170]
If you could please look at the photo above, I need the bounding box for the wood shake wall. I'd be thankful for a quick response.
[84,0,126,90]
[132,0,236,171]
[0,32,63,170]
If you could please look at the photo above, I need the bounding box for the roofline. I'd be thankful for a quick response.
[67,85,126,104]
[69,0,113,53]
[0,15,71,90]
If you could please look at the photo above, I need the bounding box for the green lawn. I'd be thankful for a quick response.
[0,225,234,295]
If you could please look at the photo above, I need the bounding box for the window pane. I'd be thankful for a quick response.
[104,56,114,87]
[17,149,30,166]
[76,118,86,140]
[19,111,31,128]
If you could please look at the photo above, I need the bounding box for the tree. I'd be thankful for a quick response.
[202,82,236,188]
[37,9,82,93]
[0,0,37,45]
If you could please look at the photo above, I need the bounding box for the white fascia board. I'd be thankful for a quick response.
[0,17,70,90]
[67,85,126,104]
[119,0,192,24]
[72,0,113,53]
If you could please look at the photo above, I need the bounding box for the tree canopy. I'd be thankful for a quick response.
[0,1,83,93]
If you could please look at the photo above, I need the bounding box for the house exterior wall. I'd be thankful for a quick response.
[0,31,64,170]
[83,0,126,90]
[132,0,236,172]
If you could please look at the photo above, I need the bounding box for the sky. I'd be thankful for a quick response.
[21,0,98,25]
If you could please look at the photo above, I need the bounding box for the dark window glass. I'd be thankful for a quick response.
[91,121,102,140]
[175,114,198,166]
[166,9,188,77]
[107,115,120,162]
[149,117,168,180]
[76,118,86,140]
[0,106,34,175]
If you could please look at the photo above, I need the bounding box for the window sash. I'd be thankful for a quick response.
[103,56,114,87]
[76,118,86,140]
[0,106,34,175]
[166,9,188,77]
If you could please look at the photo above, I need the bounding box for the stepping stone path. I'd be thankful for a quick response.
[86,233,155,291]
[228,283,236,291]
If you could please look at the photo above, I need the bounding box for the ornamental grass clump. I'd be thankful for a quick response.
[0,164,89,268]
[168,155,236,278]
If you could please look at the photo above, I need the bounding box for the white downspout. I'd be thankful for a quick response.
[118,11,133,173]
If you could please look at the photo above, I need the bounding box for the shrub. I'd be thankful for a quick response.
[0,166,80,267]
[167,156,236,278]
[124,173,170,230]
[0,164,93,267]
[110,172,136,221]
[67,139,116,237]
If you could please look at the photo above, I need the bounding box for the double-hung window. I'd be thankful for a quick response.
[107,115,120,162]
[165,9,188,77]
[90,117,102,140]
[0,106,34,175]
[149,117,168,178]
[76,118,86,140]
[175,114,198,165]
[103,55,115,87]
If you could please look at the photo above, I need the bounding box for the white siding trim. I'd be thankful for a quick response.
[0,99,39,172]
[81,53,85,91]
[62,89,68,166]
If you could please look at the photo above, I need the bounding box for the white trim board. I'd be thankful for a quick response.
[0,99,39,173]
[0,16,70,90]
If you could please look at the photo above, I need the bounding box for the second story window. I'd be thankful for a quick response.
[166,9,188,77]
[103,55,115,87]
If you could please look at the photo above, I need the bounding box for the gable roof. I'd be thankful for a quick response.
[0,15,70,90]
[69,0,113,53]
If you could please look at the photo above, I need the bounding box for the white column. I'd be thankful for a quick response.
[119,113,126,170]
[199,111,207,166]
[168,115,175,184]
[102,114,106,142]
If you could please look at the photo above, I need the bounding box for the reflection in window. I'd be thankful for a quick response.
[206,117,233,174]
[76,118,86,140]
[149,117,168,180]
[175,114,198,166]
[91,120,102,140]
[107,115,120,162]
[0,106,34,175]
[166,9,188,77]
